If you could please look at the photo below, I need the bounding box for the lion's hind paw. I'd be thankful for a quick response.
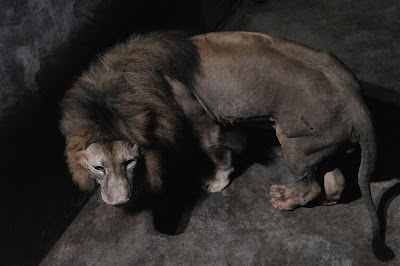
[268,185,297,211]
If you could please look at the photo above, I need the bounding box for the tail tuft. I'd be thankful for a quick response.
[373,237,395,261]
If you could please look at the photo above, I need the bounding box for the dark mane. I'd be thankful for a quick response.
[60,31,200,147]
[60,31,201,190]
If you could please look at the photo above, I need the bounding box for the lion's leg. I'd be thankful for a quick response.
[322,168,345,205]
[269,168,322,210]
[269,124,335,210]
[198,125,234,193]
[204,146,234,193]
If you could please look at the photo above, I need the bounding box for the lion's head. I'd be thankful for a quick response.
[60,32,200,206]
[75,140,139,205]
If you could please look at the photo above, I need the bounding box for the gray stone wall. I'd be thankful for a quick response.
[0,0,102,114]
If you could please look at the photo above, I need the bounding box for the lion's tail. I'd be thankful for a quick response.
[355,104,395,261]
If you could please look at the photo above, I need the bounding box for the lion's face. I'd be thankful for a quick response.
[77,140,139,205]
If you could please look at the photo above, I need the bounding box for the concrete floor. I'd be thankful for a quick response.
[43,149,400,265]
[42,0,400,265]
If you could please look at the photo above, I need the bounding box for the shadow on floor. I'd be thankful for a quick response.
[122,125,279,235]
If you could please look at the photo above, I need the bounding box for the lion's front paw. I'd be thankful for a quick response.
[203,167,233,193]
[268,185,297,210]
[204,178,230,193]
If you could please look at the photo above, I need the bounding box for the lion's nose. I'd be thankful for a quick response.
[102,176,131,205]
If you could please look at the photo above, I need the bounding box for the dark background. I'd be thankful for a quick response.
[0,0,241,264]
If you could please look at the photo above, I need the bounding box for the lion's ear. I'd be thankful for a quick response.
[143,149,163,191]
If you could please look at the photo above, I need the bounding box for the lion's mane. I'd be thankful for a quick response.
[60,32,200,191]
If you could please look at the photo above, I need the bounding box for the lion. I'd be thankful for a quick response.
[60,31,392,260]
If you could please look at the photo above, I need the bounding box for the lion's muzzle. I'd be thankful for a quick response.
[100,175,132,206]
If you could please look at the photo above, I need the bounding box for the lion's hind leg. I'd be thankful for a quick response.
[269,123,338,210]
[268,147,323,210]
[322,168,345,205]
[269,173,322,210]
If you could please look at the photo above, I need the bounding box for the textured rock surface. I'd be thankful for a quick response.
[0,0,102,113]
[43,147,400,265]
[1,2,106,264]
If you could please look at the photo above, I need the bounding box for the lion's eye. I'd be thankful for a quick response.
[123,159,136,167]
[93,166,105,172]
